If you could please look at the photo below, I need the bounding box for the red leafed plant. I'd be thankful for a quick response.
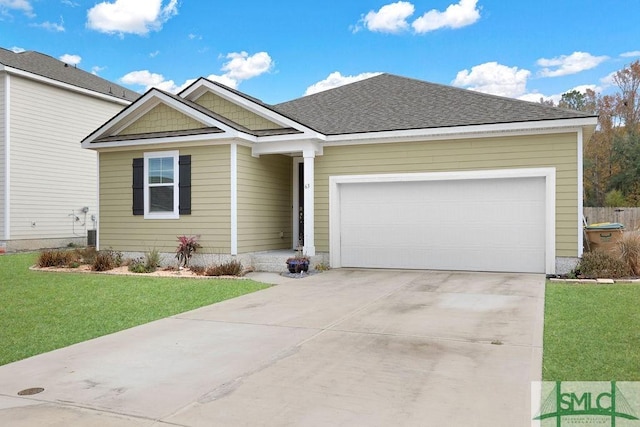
[175,235,202,268]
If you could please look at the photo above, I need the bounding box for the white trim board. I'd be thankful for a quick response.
[329,168,557,274]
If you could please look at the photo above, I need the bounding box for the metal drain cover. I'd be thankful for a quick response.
[17,387,44,396]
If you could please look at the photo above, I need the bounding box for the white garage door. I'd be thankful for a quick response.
[338,177,546,273]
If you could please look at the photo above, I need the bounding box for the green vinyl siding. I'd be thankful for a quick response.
[236,145,292,252]
[99,145,231,253]
[119,104,205,136]
[194,92,283,131]
[314,133,579,257]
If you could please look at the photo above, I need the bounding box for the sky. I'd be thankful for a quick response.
[1,0,639,105]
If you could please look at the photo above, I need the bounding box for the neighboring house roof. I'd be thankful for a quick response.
[273,73,595,135]
[0,47,139,102]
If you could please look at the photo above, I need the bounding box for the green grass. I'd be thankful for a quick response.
[542,281,640,380]
[0,253,269,366]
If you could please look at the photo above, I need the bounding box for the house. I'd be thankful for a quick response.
[0,48,138,252]
[82,74,597,274]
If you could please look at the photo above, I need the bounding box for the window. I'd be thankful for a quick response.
[132,152,191,219]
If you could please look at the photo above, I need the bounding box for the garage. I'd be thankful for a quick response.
[330,170,554,273]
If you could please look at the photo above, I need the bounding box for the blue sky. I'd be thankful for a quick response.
[1,0,639,104]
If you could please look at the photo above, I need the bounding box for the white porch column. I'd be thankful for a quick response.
[303,150,316,256]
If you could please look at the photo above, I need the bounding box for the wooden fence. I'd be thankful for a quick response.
[583,207,640,230]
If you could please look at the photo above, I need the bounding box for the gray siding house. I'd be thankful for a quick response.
[0,48,138,252]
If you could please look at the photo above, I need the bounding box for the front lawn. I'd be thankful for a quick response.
[542,281,640,380]
[0,253,269,366]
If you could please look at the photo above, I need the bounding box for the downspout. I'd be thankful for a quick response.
[3,72,10,241]
[95,151,100,250]
[577,128,584,258]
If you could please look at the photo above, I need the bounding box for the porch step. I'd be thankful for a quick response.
[249,250,328,273]
[251,251,296,273]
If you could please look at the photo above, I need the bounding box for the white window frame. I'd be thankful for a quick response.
[144,151,179,220]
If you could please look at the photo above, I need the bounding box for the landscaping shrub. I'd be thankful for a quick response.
[127,249,161,274]
[617,231,640,276]
[128,258,149,273]
[578,249,630,278]
[75,246,97,265]
[205,260,243,276]
[189,265,206,276]
[93,250,123,272]
[37,250,80,268]
[145,248,161,271]
[176,235,201,268]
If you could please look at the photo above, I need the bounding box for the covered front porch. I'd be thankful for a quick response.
[248,140,323,258]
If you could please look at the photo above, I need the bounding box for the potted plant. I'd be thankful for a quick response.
[286,249,309,273]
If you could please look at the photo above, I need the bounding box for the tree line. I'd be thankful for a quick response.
[543,60,640,207]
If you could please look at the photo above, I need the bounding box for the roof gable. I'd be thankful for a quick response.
[193,91,284,131]
[273,73,596,135]
[118,103,207,136]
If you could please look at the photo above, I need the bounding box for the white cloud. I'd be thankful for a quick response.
[59,53,81,65]
[120,51,272,93]
[359,1,414,33]
[517,92,552,104]
[32,17,65,32]
[600,71,618,88]
[205,74,238,89]
[220,51,273,81]
[305,71,382,96]
[120,70,181,92]
[621,51,640,58]
[518,84,601,105]
[61,0,79,6]
[87,0,178,36]
[412,0,480,33]
[355,0,480,34]
[149,50,159,58]
[537,51,608,77]
[0,0,34,17]
[91,65,106,75]
[452,62,531,98]
[10,46,25,53]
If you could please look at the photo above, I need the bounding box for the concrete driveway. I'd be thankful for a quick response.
[0,269,544,426]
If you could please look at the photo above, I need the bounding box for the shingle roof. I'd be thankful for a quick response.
[273,73,595,135]
[0,47,139,102]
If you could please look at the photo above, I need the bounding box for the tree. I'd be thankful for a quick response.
[612,60,640,131]
[583,61,640,206]
[584,93,619,206]
[559,90,588,112]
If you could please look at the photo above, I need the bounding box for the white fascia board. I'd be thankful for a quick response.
[83,133,254,151]
[180,79,318,134]
[323,117,598,146]
[252,140,323,157]
[2,65,131,106]
[257,131,326,143]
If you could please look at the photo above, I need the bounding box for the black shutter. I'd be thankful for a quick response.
[179,155,191,215]
[132,158,144,215]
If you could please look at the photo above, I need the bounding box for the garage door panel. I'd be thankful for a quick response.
[338,177,546,273]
